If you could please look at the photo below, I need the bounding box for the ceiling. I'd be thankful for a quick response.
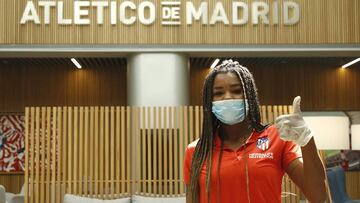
[0,58,127,67]
[0,57,359,68]
[190,57,360,68]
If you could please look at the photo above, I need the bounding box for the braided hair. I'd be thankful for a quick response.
[187,59,267,203]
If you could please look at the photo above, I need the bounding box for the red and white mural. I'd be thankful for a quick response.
[0,115,25,172]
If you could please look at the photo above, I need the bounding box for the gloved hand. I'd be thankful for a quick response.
[275,96,313,147]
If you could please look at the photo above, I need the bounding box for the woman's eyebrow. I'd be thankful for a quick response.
[230,83,242,88]
[213,86,224,90]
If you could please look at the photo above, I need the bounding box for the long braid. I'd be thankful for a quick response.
[187,59,267,203]
[188,71,217,203]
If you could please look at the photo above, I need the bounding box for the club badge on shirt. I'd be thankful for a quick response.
[256,137,270,151]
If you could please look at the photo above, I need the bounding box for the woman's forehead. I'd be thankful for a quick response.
[213,72,241,84]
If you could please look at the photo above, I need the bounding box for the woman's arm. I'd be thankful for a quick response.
[286,138,327,203]
[275,96,327,202]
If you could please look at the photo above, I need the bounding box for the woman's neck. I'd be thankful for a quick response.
[220,121,253,150]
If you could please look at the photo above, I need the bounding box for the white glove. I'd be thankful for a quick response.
[275,96,313,147]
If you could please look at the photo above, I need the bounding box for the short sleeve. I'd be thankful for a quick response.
[282,141,302,170]
[183,146,194,185]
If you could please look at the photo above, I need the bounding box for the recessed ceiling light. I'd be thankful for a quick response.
[210,58,220,69]
[71,58,82,69]
[342,58,360,69]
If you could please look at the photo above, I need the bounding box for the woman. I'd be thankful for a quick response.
[184,60,326,203]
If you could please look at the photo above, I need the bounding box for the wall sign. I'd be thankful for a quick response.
[20,1,300,26]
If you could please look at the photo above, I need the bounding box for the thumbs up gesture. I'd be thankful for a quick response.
[274,96,313,147]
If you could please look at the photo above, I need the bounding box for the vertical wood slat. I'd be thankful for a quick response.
[99,107,104,198]
[57,107,62,203]
[195,106,200,140]
[79,107,84,197]
[62,108,67,199]
[137,107,141,194]
[283,105,289,115]
[29,107,34,203]
[267,106,274,123]
[25,107,29,203]
[46,107,51,203]
[163,107,168,195]
[133,107,140,194]
[115,107,122,197]
[273,106,279,122]
[94,107,99,196]
[35,107,40,203]
[116,106,124,194]
[184,106,189,148]
[51,107,57,203]
[200,106,203,137]
[169,107,173,195]
[261,105,267,124]
[126,106,131,194]
[90,107,95,197]
[152,106,157,195]
[141,107,146,193]
[105,107,109,198]
[278,105,283,116]
[174,107,179,195]
[288,105,294,114]
[67,107,72,194]
[179,106,184,194]
[189,106,194,143]
[158,107,163,195]
[117,107,122,196]
[110,107,115,198]
[73,107,78,195]
[147,107,152,194]
[84,107,89,197]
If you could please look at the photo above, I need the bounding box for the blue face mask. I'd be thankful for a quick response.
[212,99,248,125]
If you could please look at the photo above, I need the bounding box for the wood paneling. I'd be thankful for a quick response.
[190,61,360,111]
[0,172,24,194]
[0,0,359,44]
[346,171,360,199]
[21,105,305,202]
[0,63,127,113]
[1,104,357,202]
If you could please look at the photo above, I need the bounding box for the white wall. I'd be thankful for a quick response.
[303,112,350,150]
[127,53,189,107]
[351,124,360,150]
[127,53,189,128]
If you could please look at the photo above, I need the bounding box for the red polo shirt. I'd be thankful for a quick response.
[184,125,302,203]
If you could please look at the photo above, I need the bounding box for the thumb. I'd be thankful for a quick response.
[292,96,302,114]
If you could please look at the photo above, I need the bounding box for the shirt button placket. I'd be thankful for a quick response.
[235,151,242,161]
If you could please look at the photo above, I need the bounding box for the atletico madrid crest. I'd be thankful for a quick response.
[256,137,270,151]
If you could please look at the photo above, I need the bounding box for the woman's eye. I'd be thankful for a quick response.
[233,89,243,94]
[213,92,223,96]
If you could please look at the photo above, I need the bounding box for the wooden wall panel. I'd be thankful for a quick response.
[0,172,24,194]
[0,64,127,113]
[190,62,360,111]
[2,105,359,201]
[0,0,359,44]
[23,105,304,201]
[346,171,360,199]
[1,58,359,112]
